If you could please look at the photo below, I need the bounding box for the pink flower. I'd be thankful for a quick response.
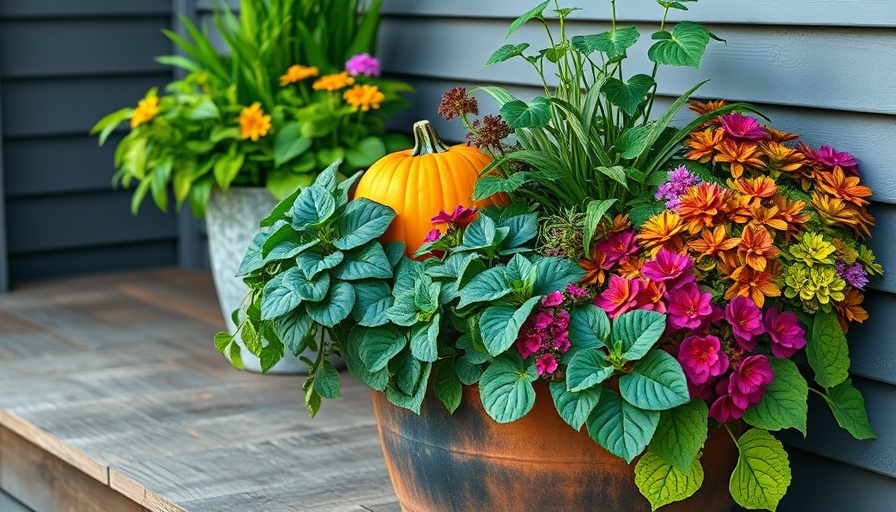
[519,335,542,359]
[725,296,765,351]
[813,145,859,175]
[533,311,554,330]
[764,307,807,358]
[728,354,774,409]
[710,392,746,423]
[542,291,564,307]
[678,334,729,385]
[719,113,768,141]
[594,276,643,318]
[641,249,696,290]
[666,284,714,330]
[345,53,381,77]
[596,230,638,268]
[432,205,478,229]
[535,353,559,375]
[423,229,442,243]
[566,284,588,299]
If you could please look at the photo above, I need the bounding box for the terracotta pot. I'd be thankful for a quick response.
[372,382,738,512]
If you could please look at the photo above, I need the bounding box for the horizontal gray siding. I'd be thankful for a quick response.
[377,2,896,509]
[0,2,177,285]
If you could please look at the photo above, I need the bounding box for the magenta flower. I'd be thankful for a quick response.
[345,53,381,77]
[535,353,559,375]
[728,354,774,409]
[719,113,768,141]
[596,230,638,268]
[764,307,807,358]
[678,334,730,385]
[725,296,765,351]
[431,205,478,229]
[813,145,859,175]
[641,249,696,290]
[423,229,442,243]
[566,283,589,299]
[710,392,746,423]
[519,335,541,359]
[542,291,564,307]
[666,284,714,330]
[533,310,554,330]
[594,275,643,318]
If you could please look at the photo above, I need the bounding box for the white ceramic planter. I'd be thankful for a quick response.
[206,187,309,374]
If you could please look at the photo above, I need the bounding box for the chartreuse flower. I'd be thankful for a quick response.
[783,262,846,310]
[788,232,836,266]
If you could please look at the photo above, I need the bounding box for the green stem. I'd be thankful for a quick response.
[643,6,670,122]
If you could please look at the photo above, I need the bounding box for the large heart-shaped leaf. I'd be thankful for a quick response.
[500,96,552,129]
[635,450,704,511]
[505,1,549,39]
[333,198,396,251]
[333,242,393,281]
[550,380,602,431]
[601,74,656,117]
[479,296,542,356]
[587,388,660,463]
[352,281,393,328]
[807,311,850,389]
[485,43,531,67]
[647,22,713,69]
[651,400,709,472]
[291,184,336,230]
[619,349,690,411]
[533,257,587,296]
[479,353,538,423]
[571,26,640,59]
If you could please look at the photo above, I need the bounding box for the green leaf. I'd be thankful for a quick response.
[305,281,355,328]
[304,379,321,417]
[346,136,387,168]
[730,428,791,512]
[214,331,232,353]
[479,353,538,423]
[385,360,432,414]
[295,251,344,280]
[410,315,440,363]
[533,257,587,296]
[386,298,418,327]
[620,349,690,411]
[566,350,614,392]
[261,273,301,320]
[743,358,808,435]
[651,400,709,473]
[571,26,640,59]
[261,223,298,258]
[291,185,336,230]
[807,311,850,388]
[435,359,463,413]
[635,450,703,511]
[479,297,542,356]
[822,379,877,440]
[333,198,396,251]
[456,355,486,386]
[550,380,602,431]
[274,310,314,356]
[602,74,656,117]
[614,309,667,361]
[500,96,552,129]
[484,43,531,67]
[313,359,341,399]
[359,325,407,372]
[647,22,713,69]
[505,1,549,39]
[352,281,393,328]
[283,267,330,303]
[583,198,618,254]
[213,151,245,190]
[313,160,339,193]
[261,187,303,227]
[457,267,512,309]
[241,317,262,355]
[617,125,654,160]
[587,388,660,463]
[333,242,393,281]
[273,123,312,166]
[568,305,610,352]
[498,213,539,253]
[344,328,389,391]
[473,173,528,200]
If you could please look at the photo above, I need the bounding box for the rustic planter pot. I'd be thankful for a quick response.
[372,382,738,512]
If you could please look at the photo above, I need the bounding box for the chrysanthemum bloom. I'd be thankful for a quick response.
[689,226,740,259]
[279,64,319,86]
[714,140,766,179]
[729,176,778,203]
[812,192,874,239]
[835,289,869,330]
[770,196,811,234]
[596,230,639,267]
[594,275,643,318]
[343,84,385,112]
[725,295,766,351]
[667,284,714,330]
[812,145,859,176]
[638,211,686,254]
[238,102,272,141]
[748,204,789,232]
[345,53,381,77]
[678,334,729,385]
[719,113,769,141]
[764,307,807,358]
[437,87,479,121]
[677,182,730,234]
[656,166,698,208]
[685,128,724,163]
[130,96,160,128]
[764,125,800,143]
[728,354,774,409]
[641,248,695,287]
[312,72,355,91]
[738,225,779,272]
[788,232,836,266]
[816,166,873,207]
[431,205,478,229]
[836,260,869,289]
[761,141,806,175]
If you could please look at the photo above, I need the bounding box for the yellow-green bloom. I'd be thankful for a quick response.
[858,244,884,276]
[783,262,846,311]
[788,232,836,267]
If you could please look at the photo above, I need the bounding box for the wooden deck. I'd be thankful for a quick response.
[0,269,400,512]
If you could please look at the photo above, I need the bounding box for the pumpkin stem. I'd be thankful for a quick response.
[411,120,449,156]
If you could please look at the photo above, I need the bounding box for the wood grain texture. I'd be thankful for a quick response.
[0,269,400,512]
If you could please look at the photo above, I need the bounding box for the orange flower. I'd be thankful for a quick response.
[638,211,685,254]
[238,102,272,141]
[130,95,160,128]
[685,128,724,163]
[816,166,872,207]
[748,204,789,232]
[677,182,730,234]
[689,226,741,258]
[835,289,869,331]
[770,196,810,234]
[729,176,778,202]
[813,192,874,238]
[762,141,806,175]
[726,193,754,224]
[764,126,799,143]
[312,72,355,91]
[724,265,781,308]
[714,140,765,178]
[343,84,385,111]
[579,251,607,286]
[738,225,779,272]
[689,100,728,115]
[279,64,319,86]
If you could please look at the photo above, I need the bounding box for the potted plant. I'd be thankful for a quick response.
[91,0,412,373]
[222,1,880,510]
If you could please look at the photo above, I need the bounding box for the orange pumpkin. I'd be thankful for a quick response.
[353,120,509,256]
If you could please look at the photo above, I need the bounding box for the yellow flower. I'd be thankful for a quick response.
[312,72,355,92]
[238,102,272,141]
[130,96,160,128]
[279,65,319,86]
[343,84,385,112]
